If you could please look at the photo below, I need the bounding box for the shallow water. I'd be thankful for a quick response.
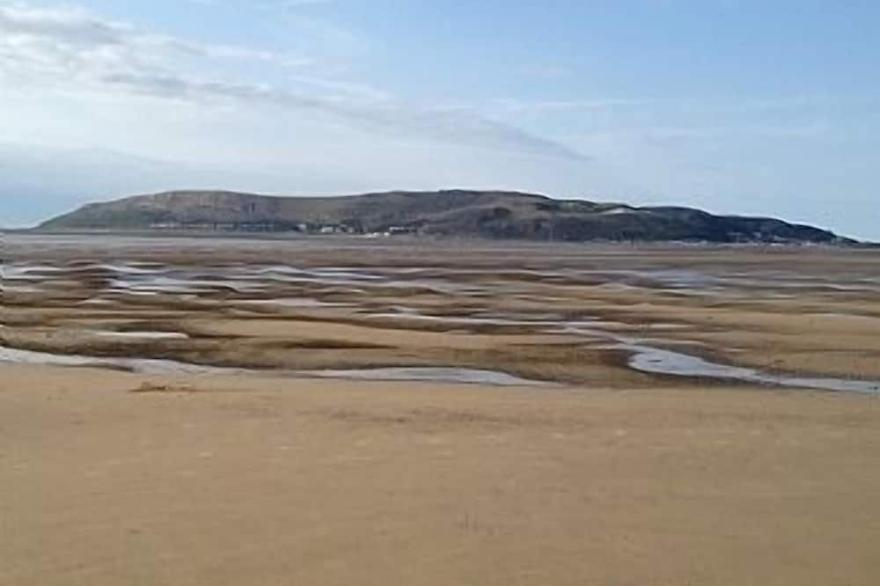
[301,367,550,386]
[0,346,231,376]
[627,345,880,394]
[0,346,546,387]
[238,298,347,309]
[1,284,42,294]
[366,309,568,328]
[92,331,190,340]
[555,325,880,394]
[1,264,66,279]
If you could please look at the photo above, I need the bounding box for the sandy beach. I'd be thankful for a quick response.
[2,234,879,584]
[2,365,879,585]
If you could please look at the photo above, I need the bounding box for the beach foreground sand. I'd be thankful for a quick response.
[2,364,879,586]
[3,235,879,584]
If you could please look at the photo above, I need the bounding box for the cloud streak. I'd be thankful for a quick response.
[0,3,584,160]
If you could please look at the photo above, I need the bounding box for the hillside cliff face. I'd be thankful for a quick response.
[38,189,852,244]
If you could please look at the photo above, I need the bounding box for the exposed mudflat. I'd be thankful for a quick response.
[3,234,879,391]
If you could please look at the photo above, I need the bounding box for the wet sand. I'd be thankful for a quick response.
[3,234,879,388]
[2,234,880,584]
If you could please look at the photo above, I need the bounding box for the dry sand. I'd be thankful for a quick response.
[2,365,879,586]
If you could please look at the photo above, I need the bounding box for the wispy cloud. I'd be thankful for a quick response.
[188,0,334,8]
[0,4,313,81]
[490,94,880,117]
[490,98,652,115]
[98,72,584,159]
[0,3,584,160]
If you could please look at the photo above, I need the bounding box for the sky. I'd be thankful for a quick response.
[0,0,878,239]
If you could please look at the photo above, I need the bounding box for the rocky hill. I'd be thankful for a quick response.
[37,189,854,244]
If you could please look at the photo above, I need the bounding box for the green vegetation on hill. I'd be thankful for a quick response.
[38,189,853,244]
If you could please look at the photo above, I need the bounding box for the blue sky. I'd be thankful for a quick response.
[1,0,878,239]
